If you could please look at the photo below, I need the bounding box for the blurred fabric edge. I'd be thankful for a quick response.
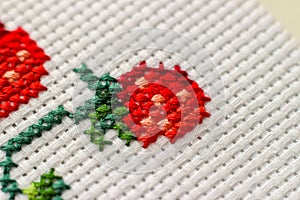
[260,0,300,42]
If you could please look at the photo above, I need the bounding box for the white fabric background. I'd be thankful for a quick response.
[0,0,299,199]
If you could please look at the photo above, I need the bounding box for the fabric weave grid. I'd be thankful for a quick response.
[0,0,299,199]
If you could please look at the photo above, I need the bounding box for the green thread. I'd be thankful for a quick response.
[84,123,112,151]
[113,122,137,146]
[74,96,101,124]
[74,64,137,150]
[1,64,136,199]
[112,106,129,120]
[0,106,72,200]
[112,107,137,146]
[73,63,99,90]
[0,64,138,199]
[95,104,111,120]
[22,168,70,200]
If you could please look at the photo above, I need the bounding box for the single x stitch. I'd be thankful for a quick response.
[0,105,72,200]
[73,63,99,90]
[0,22,50,118]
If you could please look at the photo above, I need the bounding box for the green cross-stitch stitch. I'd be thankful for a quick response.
[0,106,72,200]
[0,63,140,200]
[73,63,137,150]
[22,168,70,200]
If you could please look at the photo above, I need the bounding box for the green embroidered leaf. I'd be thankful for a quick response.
[22,168,70,200]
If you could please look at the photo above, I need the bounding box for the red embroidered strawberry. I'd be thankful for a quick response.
[0,23,50,118]
[117,61,211,148]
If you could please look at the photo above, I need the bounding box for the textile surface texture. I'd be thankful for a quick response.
[0,0,299,199]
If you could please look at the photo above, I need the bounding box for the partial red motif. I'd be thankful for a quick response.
[117,61,211,148]
[0,22,50,118]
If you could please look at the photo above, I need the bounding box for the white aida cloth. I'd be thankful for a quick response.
[0,0,300,199]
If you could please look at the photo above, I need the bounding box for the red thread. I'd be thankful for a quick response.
[0,23,50,118]
[117,61,211,148]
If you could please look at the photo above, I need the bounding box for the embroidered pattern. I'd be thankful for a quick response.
[74,61,210,149]
[73,66,137,150]
[22,168,70,200]
[117,61,211,147]
[0,23,50,118]
[0,106,72,200]
[0,61,210,199]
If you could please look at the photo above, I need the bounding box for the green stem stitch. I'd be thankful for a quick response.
[74,96,101,124]
[73,64,137,149]
[0,106,72,200]
[73,63,99,90]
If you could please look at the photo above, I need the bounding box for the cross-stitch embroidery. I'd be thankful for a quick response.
[0,22,50,118]
[0,106,72,200]
[0,61,210,199]
[22,168,70,200]
[74,61,211,149]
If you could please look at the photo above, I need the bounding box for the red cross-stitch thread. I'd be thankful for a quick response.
[117,61,211,148]
[0,23,50,118]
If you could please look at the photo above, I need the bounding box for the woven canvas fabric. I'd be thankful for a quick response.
[0,0,299,199]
